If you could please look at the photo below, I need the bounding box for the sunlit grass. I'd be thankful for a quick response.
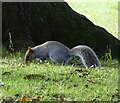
[2,51,118,101]
[65,0,119,39]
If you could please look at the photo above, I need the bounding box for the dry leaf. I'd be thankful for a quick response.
[21,96,28,101]
[23,74,45,79]
[32,96,43,101]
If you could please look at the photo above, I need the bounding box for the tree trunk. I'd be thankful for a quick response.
[2,2,120,59]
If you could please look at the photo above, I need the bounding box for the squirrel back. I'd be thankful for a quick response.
[70,45,101,68]
[24,41,71,63]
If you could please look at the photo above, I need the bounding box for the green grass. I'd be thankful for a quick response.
[65,0,119,39]
[1,1,119,101]
[1,51,119,101]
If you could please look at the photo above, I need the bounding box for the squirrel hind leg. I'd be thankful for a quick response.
[88,63,101,68]
[83,59,100,68]
[49,52,71,64]
[89,64,97,68]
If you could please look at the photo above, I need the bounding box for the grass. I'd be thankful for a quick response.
[1,1,120,102]
[65,0,119,39]
[1,51,119,101]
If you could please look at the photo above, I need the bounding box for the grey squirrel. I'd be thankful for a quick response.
[25,41,101,68]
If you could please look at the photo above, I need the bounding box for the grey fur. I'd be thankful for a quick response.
[70,45,101,68]
[25,41,101,68]
[25,41,71,64]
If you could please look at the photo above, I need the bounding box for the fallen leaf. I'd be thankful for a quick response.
[21,96,28,101]
[75,69,83,72]
[32,96,43,101]
[2,71,12,75]
[23,74,45,79]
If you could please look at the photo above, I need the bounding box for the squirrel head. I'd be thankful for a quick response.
[24,47,33,62]
[28,47,33,53]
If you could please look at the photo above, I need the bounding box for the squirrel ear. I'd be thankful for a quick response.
[28,47,31,50]
[28,47,33,52]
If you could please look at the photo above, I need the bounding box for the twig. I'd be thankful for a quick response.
[9,32,14,52]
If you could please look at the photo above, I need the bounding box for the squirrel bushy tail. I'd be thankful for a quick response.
[70,45,101,68]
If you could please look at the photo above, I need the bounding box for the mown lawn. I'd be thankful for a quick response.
[65,0,119,39]
[1,1,119,102]
[1,51,119,102]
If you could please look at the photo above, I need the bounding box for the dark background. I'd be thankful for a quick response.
[2,2,120,59]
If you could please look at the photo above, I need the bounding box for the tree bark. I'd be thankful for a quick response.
[2,2,120,59]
